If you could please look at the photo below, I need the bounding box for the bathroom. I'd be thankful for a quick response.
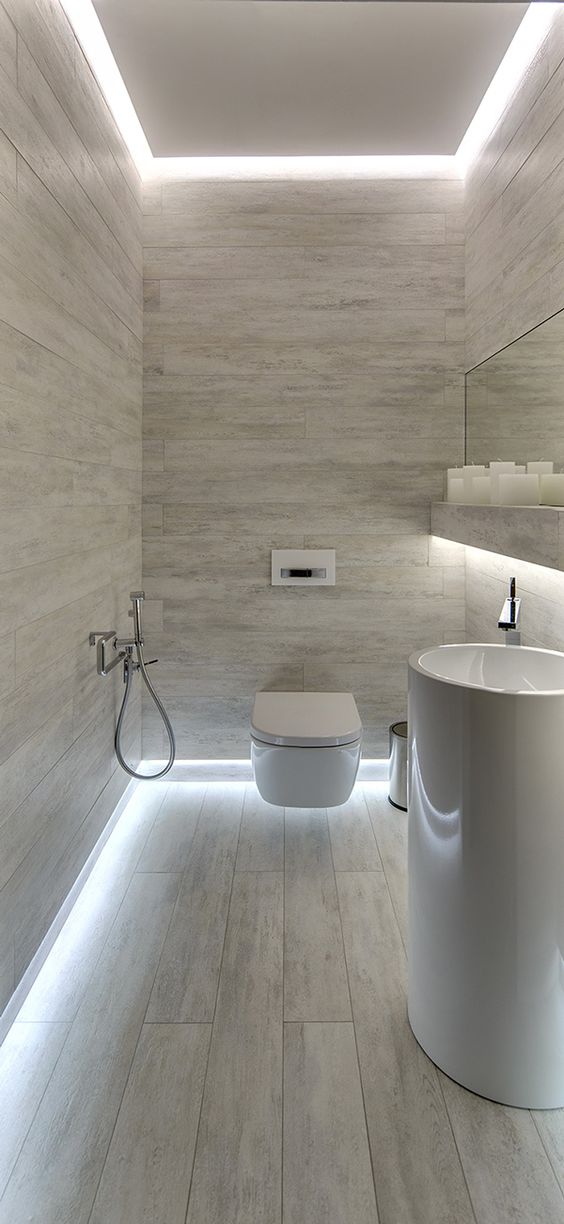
[1,0,564,1219]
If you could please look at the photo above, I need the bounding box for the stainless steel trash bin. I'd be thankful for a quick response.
[389,720,408,810]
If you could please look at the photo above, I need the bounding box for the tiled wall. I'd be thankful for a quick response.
[463,8,564,642]
[465,9,564,372]
[142,170,465,760]
[0,0,143,1008]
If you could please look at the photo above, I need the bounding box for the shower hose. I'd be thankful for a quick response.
[115,641,176,780]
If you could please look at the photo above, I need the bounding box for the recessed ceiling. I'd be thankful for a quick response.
[92,1,527,157]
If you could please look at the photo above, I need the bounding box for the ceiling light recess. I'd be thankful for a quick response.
[60,2,560,180]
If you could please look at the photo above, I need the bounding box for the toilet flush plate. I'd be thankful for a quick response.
[271,549,336,585]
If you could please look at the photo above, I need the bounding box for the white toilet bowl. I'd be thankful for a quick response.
[251,691,362,807]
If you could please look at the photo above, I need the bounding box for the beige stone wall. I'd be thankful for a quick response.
[0,0,143,1007]
[142,170,465,760]
[463,8,564,644]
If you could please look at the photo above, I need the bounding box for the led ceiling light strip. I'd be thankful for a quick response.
[455,1,560,175]
[59,0,152,174]
[59,3,560,176]
[148,155,457,180]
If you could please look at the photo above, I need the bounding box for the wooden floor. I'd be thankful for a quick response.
[1,780,564,1223]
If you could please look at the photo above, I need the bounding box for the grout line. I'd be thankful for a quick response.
[435,1073,480,1224]
[183,785,245,1224]
[84,797,180,1223]
[0,1019,71,1206]
[530,1112,564,1205]
[328,794,382,1223]
[365,796,408,957]
[281,801,286,1224]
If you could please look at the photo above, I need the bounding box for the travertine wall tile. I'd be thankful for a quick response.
[143,174,464,756]
[463,5,564,650]
[0,0,142,1010]
[465,7,564,370]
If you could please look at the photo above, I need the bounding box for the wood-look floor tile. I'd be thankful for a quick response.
[236,785,284,871]
[284,809,351,1022]
[0,873,179,1224]
[187,871,283,1224]
[532,1110,564,1199]
[17,784,166,1023]
[283,1021,378,1224]
[337,871,474,1224]
[146,785,244,1022]
[441,1074,564,1224]
[328,790,383,871]
[90,1023,211,1224]
[0,1021,70,1197]
[137,782,205,872]
[365,789,408,945]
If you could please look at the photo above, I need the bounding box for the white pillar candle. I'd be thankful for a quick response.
[489,461,516,503]
[498,473,540,506]
[471,475,491,504]
[540,474,564,506]
[447,477,464,503]
[462,465,487,501]
[446,468,463,500]
[527,461,554,476]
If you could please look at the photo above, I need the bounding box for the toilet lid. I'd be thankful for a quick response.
[251,692,362,747]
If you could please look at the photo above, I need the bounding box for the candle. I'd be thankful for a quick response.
[540,474,564,506]
[446,468,463,501]
[489,461,516,503]
[527,461,554,476]
[498,473,540,506]
[462,465,487,501]
[471,475,491,504]
[447,477,464,503]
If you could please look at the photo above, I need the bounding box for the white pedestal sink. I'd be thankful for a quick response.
[408,643,564,1109]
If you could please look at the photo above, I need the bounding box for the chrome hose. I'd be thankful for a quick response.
[115,642,176,780]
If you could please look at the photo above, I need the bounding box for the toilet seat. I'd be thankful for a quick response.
[251,691,362,808]
[251,691,362,748]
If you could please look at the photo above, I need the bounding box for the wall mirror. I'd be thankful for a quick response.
[465,308,564,465]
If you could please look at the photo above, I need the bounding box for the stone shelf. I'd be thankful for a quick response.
[431,502,564,572]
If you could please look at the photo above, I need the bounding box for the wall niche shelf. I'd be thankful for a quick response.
[431,502,564,572]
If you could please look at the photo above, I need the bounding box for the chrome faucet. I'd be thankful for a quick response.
[498,576,521,645]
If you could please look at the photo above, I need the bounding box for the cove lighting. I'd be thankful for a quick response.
[147,156,458,181]
[59,0,152,175]
[456,2,560,174]
[144,758,390,782]
[59,1,561,181]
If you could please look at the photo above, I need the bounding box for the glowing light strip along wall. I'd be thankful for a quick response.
[58,1,560,179]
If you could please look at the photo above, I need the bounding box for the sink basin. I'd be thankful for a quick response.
[413,642,564,693]
[407,642,564,1109]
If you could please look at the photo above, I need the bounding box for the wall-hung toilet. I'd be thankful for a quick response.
[251,691,362,807]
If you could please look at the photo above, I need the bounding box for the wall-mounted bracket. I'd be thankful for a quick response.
[89,630,125,676]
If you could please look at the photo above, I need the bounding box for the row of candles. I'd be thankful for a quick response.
[446,461,564,506]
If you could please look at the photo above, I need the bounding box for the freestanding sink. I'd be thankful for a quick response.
[408,643,564,1109]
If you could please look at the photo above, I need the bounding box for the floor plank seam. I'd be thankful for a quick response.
[366,798,408,956]
[0,1022,71,1207]
[281,804,286,1224]
[328,808,381,1223]
[436,1071,480,1224]
[1,786,170,1210]
[85,864,183,1224]
[183,791,244,1224]
[530,1112,564,1206]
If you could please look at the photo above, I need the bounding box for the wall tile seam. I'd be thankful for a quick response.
[9,39,143,281]
[466,48,564,239]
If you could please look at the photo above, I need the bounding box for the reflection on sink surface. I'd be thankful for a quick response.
[410,642,564,694]
[407,639,564,1109]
